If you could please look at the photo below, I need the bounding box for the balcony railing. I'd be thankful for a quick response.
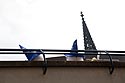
[0,49,125,75]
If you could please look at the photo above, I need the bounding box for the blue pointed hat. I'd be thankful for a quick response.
[71,39,78,51]
[19,45,41,61]
[65,39,83,57]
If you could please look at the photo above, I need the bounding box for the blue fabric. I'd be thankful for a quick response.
[19,45,41,61]
[65,39,84,57]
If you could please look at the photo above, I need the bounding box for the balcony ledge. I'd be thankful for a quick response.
[0,60,124,67]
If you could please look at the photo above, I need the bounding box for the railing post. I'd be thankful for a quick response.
[40,50,47,75]
[105,51,114,74]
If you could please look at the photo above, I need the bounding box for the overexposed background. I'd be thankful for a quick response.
[0,0,125,60]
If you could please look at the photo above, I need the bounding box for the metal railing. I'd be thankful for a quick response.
[0,49,125,75]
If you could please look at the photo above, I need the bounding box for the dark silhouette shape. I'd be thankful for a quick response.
[81,12,97,59]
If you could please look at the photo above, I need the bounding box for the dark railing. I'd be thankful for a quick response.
[0,49,125,75]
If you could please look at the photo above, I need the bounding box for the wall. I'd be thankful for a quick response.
[0,61,124,83]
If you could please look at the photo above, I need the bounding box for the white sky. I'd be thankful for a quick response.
[0,0,125,60]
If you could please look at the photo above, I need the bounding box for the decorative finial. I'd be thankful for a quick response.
[80,11,84,18]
